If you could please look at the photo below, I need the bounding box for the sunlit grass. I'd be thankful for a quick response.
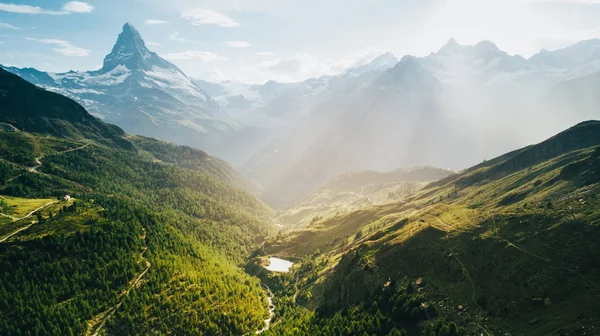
[0,195,56,218]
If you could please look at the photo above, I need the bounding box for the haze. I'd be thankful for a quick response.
[1,0,600,83]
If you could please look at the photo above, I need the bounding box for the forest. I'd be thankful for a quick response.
[0,133,274,335]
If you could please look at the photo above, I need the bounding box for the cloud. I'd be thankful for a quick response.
[147,42,161,47]
[168,31,196,43]
[25,38,90,57]
[0,3,67,15]
[256,48,388,82]
[161,50,226,61]
[0,22,19,29]
[226,41,251,48]
[145,19,168,25]
[256,52,274,56]
[62,1,94,13]
[181,9,240,27]
[0,2,94,15]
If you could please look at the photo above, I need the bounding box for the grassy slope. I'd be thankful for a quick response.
[275,167,452,229]
[260,121,600,335]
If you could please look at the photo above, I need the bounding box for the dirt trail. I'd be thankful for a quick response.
[292,273,300,303]
[0,201,58,243]
[2,143,91,186]
[87,241,150,336]
[0,220,36,243]
[29,144,90,174]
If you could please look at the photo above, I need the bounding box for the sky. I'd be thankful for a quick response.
[1,0,600,83]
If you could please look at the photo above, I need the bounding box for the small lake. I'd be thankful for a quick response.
[265,257,293,272]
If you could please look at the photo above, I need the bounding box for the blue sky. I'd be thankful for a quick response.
[1,0,600,83]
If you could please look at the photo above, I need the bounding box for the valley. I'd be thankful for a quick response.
[0,9,599,335]
[0,65,599,334]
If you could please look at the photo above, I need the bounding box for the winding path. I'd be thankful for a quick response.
[0,201,57,243]
[87,234,150,336]
[29,144,90,174]
[0,142,91,243]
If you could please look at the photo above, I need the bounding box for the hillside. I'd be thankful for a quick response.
[0,71,275,335]
[0,68,129,150]
[275,167,452,229]
[251,121,600,336]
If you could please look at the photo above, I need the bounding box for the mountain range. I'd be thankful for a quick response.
[3,26,600,208]
[239,38,600,207]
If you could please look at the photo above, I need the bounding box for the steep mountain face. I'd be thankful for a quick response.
[241,39,600,208]
[1,23,246,161]
[256,120,600,335]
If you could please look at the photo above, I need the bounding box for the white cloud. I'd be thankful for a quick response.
[62,1,94,13]
[0,2,94,15]
[168,31,196,43]
[226,41,251,48]
[162,50,226,61]
[181,9,240,27]
[25,38,90,57]
[256,52,274,56]
[0,22,19,29]
[0,3,67,15]
[147,42,161,47]
[145,19,168,25]
[255,48,387,82]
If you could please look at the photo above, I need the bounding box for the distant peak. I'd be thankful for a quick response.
[372,52,398,64]
[398,55,418,64]
[391,55,421,73]
[438,38,464,54]
[345,52,398,76]
[264,79,280,86]
[475,40,500,52]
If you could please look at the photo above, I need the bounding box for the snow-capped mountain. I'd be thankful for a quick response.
[240,38,600,208]
[2,23,241,159]
[345,52,399,77]
[192,52,400,118]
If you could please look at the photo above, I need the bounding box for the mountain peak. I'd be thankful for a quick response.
[475,40,500,52]
[370,52,398,66]
[438,38,463,54]
[387,55,427,80]
[100,23,155,73]
[121,22,144,40]
[345,52,398,76]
